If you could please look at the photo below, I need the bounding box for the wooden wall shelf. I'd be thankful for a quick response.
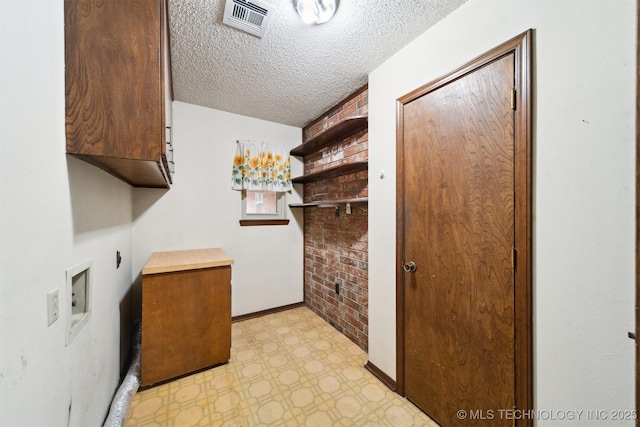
[289,198,368,208]
[290,116,368,157]
[292,161,368,184]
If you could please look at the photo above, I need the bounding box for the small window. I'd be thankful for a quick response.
[241,191,289,226]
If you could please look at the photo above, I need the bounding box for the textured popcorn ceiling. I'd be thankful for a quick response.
[168,0,468,128]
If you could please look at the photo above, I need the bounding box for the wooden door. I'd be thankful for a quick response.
[397,33,532,427]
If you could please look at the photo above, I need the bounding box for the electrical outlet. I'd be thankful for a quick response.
[47,290,59,326]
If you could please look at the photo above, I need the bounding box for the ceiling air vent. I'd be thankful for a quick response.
[222,0,273,38]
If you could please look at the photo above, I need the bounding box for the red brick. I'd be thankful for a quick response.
[302,87,369,352]
[356,95,368,109]
[338,102,357,119]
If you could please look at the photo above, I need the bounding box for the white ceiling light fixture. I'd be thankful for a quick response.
[294,0,339,25]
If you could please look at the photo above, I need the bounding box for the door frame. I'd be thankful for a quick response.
[635,0,639,422]
[395,30,533,425]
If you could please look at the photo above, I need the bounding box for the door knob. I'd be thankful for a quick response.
[403,261,417,272]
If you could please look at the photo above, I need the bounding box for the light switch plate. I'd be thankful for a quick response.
[47,290,59,326]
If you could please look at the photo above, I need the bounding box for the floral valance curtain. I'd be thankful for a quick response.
[231,140,292,192]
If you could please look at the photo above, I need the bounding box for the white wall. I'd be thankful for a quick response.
[368,0,636,424]
[1,1,134,425]
[132,102,304,317]
[0,5,304,425]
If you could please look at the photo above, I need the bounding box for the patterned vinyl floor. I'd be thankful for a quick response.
[125,306,437,426]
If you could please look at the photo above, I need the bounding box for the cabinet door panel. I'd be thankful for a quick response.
[65,0,170,188]
[141,266,231,386]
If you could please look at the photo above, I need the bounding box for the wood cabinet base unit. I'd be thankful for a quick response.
[141,249,233,387]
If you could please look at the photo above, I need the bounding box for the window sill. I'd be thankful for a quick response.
[239,219,290,226]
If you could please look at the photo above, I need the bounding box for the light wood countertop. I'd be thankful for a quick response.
[142,248,233,275]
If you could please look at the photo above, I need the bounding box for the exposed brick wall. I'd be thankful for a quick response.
[301,86,369,351]
[303,86,368,142]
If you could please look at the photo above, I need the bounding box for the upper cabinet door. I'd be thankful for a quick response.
[65,0,173,188]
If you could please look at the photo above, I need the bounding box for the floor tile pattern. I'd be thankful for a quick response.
[126,307,437,426]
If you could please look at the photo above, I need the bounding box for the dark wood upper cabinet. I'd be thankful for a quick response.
[65,0,173,188]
